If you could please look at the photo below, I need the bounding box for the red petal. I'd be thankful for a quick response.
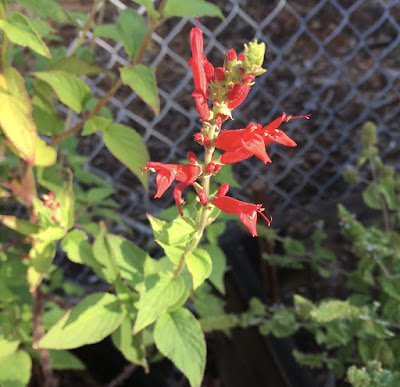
[216,129,246,151]
[192,89,210,120]
[154,169,175,198]
[190,26,207,93]
[173,182,193,217]
[240,133,271,164]
[266,129,297,147]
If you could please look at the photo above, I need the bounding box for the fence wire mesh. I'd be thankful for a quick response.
[71,0,400,240]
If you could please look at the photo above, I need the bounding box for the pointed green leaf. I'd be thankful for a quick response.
[186,248,212,290]
[33,71,91,113]
[133,273,185,333]
[202,244,226,294]
[118,8,146,59]
[102,123,149,189]
[112,315,148,369]
[120,65,160,115]
[0,350,31,387]
[39,293,124,349]
[0,339,19,362]
[0,68,37,165]
[0,12,51,58]
[164,0,224,19]
[154,308,206,387]
[147,214,196,246]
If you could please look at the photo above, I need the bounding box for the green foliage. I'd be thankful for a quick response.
[120,65,160,115]
[154,308,206,387]
[163,0,224,19]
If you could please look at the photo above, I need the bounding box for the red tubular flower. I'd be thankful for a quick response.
[213,196,271,237]
[227,75,255,110]
[189,20,211,120]
[140,161,201,199]
[216,113,309,165]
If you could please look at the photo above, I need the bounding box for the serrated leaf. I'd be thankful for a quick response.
[102,123,149,190]
[112,315,148,369]
[310,300,359,322]
[39,293,124,349]
[0,12,51,58]
[147,214,195,246]
[292,349,326,368]
[202,244,226,294]
[48,350,85,370]
[120,65,159,115]
[186,248,212,290]
[33,70,91,113]
[61,229,98,268]
[0,68,37,165]
[133,273,185,333]
[154,308,206,387]
[0,350,31,387]
[164,0,224,19]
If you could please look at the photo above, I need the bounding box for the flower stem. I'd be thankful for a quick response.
[174,124,217,276]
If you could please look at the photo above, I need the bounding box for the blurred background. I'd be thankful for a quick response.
[66,0,400,244]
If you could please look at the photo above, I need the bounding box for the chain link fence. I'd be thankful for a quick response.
[72,0,400,239]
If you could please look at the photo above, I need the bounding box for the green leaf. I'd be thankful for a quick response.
[32,94,63,136]
[130,0,158,18]
[82,116,112,136]
[154,308,206,387]
[102,123,149,190]
[0,350,31,387]
[112,315,148,369]
[16,0,69,23]
[120,65,160,115]
[164,0,224,19]
[310,300,359,323]
[93,223,118,282]
[186,248,212,290]
[49,56,103,76]
[206,221,226,245]
[292,349,326,368]
[133,273,185,333]
[283,237,306,256]
[0,68,37,165]
[293,294,314,319]
[214,163,240,188]
[0,12,51,58]
[34,137,57,167]
[61,229,98,267]
[270,309,298,338]
[48,350,85,370]
[148,214,196,246]
[0,339,19,362]
[118,8,146,59]
[202,244,226,294]
[28,240,56,291]
[39,293,124,349]
[106,234,149,289]
[33,70,91,113]
[0,215,40,236]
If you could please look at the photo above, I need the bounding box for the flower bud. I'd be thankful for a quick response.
[206,162,216,174]
[361,121,377,148]
[217,183,230,198]
[227,49,237,61]
[215,67,225,81]
[187,151,197,164]
[198,190,207,205]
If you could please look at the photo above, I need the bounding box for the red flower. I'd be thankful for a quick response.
[216,112,309,164]
[212,185,271,237]
[140,162,201,199]
[227,75,255,110]
[189,20,210,120]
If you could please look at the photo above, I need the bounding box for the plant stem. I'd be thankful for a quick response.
[0,2,7,73]
[67,0,99,57]
[50,0,170,146]
[32,289,58,387]
[174,125,217,276]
